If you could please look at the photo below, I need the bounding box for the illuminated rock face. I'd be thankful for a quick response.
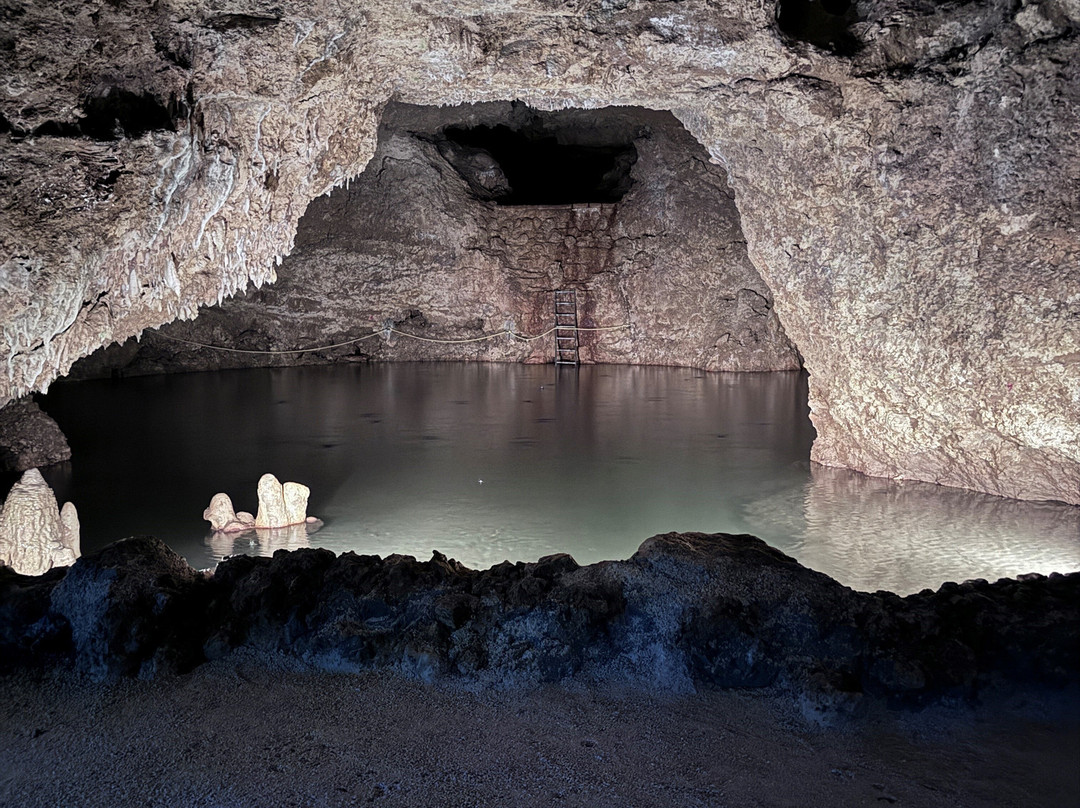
[0,469,80,576]
[69,105,801,374]
[0,1,1077,503]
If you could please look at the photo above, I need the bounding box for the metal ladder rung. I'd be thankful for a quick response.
[553,289,579,365]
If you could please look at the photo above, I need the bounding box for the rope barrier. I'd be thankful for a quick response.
[148,321,631,356]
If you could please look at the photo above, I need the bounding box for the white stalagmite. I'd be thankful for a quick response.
[0,468,81,576]
[282,481,311,527]
[203,492,256,533]
[255,473,310,529]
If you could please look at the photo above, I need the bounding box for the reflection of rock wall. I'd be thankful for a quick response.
[2,2,1077,503]
[71,105,800,376]
[745,466,1080,594]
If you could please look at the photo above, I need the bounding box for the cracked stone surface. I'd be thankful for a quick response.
[1,0,1078,503]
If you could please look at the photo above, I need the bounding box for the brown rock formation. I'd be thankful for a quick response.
[1,1,1077,503]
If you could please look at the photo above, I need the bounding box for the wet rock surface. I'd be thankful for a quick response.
[1,532,1075,710]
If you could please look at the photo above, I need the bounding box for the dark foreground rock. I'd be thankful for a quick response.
[1,534,1077,709]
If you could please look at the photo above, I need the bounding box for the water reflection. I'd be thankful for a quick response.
[32,363,1080,594]
[744,466,1080,593]
[205,522,321,562]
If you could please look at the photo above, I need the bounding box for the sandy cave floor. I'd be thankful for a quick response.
[0,654,1077,808]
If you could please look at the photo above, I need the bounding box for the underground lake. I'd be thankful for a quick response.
[16,362,1079,595]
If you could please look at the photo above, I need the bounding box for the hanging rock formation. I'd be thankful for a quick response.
[0,468,80,576]
[0,1,1077,503]
[67,104,802,375]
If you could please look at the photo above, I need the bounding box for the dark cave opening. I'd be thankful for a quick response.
[776,0,860,56]
[437,122,638,206]
[79,88,180,141]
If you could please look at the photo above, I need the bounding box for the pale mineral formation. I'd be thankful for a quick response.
[202,492,256,534]
[0,468,80,576]
[255,474,310,529]
[282,482,310,528]
[0,1,1076,504]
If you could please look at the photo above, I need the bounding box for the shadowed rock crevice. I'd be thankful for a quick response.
[777,0,861,55]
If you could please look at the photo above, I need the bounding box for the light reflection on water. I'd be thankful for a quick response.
[31,363,1080,594]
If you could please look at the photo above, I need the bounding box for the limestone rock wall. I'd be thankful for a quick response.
[1,1,1078,503]
[71,104,799,375]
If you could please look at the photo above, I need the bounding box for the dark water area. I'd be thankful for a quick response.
[14,363,1080,594]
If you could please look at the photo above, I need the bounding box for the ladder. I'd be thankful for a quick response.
[554,289,579,365]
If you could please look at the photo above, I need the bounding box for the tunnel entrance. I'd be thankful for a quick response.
[437,119,637,206]
[776,0,860,55]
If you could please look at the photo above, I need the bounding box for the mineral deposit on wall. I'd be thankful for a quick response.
[1,0,1077,503]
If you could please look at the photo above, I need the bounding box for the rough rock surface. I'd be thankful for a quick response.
[0,469,79,576]
[1,1,1078,503]
[70,104,800,374]
[282,481,310,526]
[0,533,1076,710]
[0,397,71,473]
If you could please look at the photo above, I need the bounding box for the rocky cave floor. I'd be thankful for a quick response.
[0,657,1077,808]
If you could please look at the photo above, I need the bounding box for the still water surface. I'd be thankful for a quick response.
[33,363,1080,594]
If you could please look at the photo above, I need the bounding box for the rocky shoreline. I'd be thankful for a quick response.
[2,532,1076,717]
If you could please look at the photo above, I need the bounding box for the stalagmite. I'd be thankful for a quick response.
[282,482,310,527]
[255,474,310,529]
[202,492,256,534]
[0,468,80,576]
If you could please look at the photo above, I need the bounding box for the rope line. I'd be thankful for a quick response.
[148,322,631,356]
